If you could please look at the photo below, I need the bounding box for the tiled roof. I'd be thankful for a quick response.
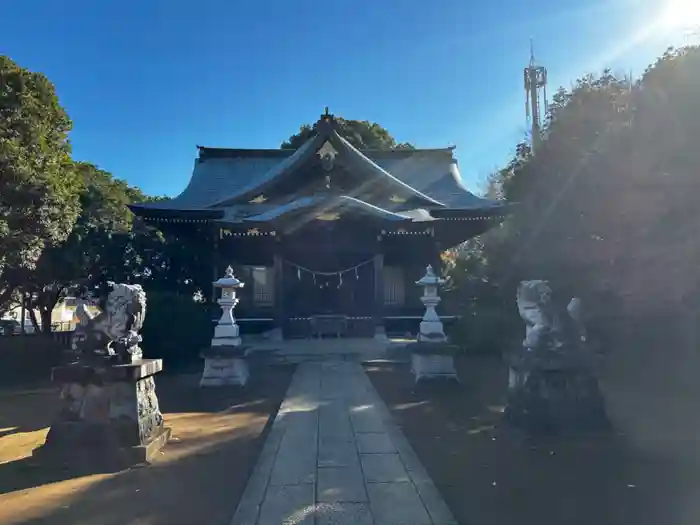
[129,118,505,221]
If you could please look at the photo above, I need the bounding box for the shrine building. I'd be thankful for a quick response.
[129,112,508,339]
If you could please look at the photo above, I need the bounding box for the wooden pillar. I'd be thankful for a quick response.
[211,227,220,303]
[432,239,444,277]
[273,252,284,339]
[374,252,387,340]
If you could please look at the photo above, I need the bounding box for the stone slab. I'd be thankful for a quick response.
[257,484,315,525]
[356,432,395,454]
[360,453,410,483]
[229,361,455,525]
[318,442,361,468]
[317,466,368,503]
[52,359,163,383]
[350,412,385,433]
[268,451,316,486]
[314,503,373,525]
[413,480,459,525]
[320,418,354,443]
[366,482,432,525]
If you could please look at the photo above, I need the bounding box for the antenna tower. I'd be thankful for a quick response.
[524,40,548,153]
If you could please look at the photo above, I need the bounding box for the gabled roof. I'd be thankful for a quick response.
[129,113,507,223]
[208,117,443,208]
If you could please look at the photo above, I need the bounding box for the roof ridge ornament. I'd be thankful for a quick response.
[317,140,338,173]
[317,107,336,133]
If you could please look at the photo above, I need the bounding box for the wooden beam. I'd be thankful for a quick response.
[210,226,220,303]
[273,252,284,335]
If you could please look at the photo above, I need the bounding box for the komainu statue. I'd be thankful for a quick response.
[71,282,147,364]
[505,280,608,435]
[36,282,170,467]
[516,280,564,352]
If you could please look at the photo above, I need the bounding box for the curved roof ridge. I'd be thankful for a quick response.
[243,194,409,223]
[334,195,410,220]
[447,162,503,208]
[208,133,327,208]
[330,131,445,207]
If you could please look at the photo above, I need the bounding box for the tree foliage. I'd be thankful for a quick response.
[10,163,155,330]
[0,56,81,308]
[281,117,414,150]
[448,45,700,351]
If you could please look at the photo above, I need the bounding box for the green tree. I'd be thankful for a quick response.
[281,117,414,150]
[503,49,700,310]
[0,56,81,311]
[13,162,150,331]
[451,45,700,352]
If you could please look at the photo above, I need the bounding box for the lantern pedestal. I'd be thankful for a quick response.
[410,266,460,384]
[409,342,460,383]
[200,347,250,387]
[200,267,249,388]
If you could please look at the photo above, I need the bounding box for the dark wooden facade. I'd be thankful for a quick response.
[130,113,508,338]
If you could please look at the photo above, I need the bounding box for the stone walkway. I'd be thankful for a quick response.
[230,362,456,525]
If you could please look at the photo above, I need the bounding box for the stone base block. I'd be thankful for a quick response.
[200,356,250,387]
[411,353,459,383]
[33,424,171,469]
[504,368,610,436]
[374,325,389,342]
[35,359,170,469]
[264,327,283,341]
[418,332,447,344]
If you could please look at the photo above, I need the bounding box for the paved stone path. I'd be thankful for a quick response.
[230,361,457,525]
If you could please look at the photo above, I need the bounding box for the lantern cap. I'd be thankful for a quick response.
[416,264,446,286]
[213,266,244,288]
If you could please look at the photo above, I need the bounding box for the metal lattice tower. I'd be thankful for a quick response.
[524,40,548,154]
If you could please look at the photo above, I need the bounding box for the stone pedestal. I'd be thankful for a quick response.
[200,346,250,387]
[409,342,460,383]
[504,353,609,436]
[374,325,389,342]
[34,359,170,468]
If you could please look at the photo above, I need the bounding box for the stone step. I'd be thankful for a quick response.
[267,352,386,364]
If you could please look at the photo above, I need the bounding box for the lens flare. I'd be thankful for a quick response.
[659,0,700,31]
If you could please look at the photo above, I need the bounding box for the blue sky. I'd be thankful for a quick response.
[1,0,692,197]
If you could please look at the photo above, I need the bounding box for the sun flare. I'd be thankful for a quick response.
[659,0,700,31]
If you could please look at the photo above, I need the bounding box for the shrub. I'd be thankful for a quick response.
[447,305,520,355]
[141,292,212,371]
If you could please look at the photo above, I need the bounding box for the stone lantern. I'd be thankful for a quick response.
[409,265,459,383]
[416,265,447,342]
[200,266,249,387]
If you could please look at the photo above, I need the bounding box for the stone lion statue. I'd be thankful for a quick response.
[516,280,585,352]
[516,280,562,351]
[71,282,147,363]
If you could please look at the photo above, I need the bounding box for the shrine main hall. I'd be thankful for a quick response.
[129,113,507,339]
